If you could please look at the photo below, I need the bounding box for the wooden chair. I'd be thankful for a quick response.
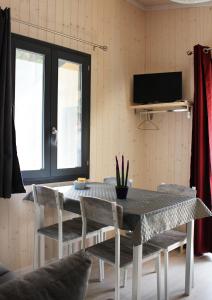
[80,196,162,300]
[103,176,133,285]
[103,176,133,187]
[149,183,196,300]
[32,184,106,278]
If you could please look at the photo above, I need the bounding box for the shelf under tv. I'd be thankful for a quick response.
[130,100,193,118]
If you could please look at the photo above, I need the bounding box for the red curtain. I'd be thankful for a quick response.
[190,44,212,255]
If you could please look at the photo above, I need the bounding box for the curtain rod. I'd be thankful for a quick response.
[11,18,108,52]
[187,47,212,55]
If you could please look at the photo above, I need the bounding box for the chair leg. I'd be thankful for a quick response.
[68,243,73,255]
[100,230,105,280]
[58,240,63,259]
[164,250,169,300]
[115,266,120,300]
[192,257,194,288]
[121,268,128,288]
[33,232,39,270]
[98,231,104,282]
[39,235,45,267]
[115,231,121,300]
[72,242,76,253]
[182,241,194,289]
[155,254,161,300]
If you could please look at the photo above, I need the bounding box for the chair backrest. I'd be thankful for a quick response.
[157,183,196,197]
[32,184,64,209]
[80,196,123,260]
[32,185,64,245]
[103,176,133,187]
[80,196,123,228]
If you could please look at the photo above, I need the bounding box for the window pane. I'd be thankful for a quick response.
[57,59,82,169]
[15,49,44,171]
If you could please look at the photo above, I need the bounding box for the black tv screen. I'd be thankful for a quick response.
[133,72,182,104]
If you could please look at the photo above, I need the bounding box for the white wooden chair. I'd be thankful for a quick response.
[149,183,196,300]
[102,176,133,283]
[80,196,162,300]
[32,184,106,277]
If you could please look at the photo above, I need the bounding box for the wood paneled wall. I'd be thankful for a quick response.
[1,1,212,271]
[0,0,145,271]
[141,7,212,190]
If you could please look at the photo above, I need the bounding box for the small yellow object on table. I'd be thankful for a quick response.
[77,177,86,182]
[74,178,87,190]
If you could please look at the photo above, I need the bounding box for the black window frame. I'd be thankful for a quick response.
[12,34,91,185]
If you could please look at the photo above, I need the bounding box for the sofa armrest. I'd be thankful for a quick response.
[0,252,92,300]
[0,265,16,285]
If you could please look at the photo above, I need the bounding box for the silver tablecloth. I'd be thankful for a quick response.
[56,183,212,246]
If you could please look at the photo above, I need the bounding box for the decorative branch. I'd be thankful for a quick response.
[122,155,124,186]
[125,160,129,187]
[115,155,130,187]
[115,156,121,187]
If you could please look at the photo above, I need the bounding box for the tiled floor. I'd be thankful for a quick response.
[86,251,212,300]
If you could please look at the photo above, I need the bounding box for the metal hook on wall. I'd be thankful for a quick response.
[137,112,159,130]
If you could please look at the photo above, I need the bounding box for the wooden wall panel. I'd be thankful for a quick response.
[0,0,145,271]
[142,6,212,190]
[2,0,211,272]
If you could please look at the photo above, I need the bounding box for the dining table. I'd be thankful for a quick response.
[24,182,212,300]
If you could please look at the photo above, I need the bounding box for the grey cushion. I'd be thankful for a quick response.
[149,230,186,249]
[38,217,106,242]
[0,265,16,285]
[0,252,92,300]
[87,236,161,268]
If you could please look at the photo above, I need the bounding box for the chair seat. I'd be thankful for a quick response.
[38,217,106,242]
[86,236,161,268]
[149,230,187,250]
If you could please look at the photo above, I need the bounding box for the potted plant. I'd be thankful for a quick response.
[115,155,129,200]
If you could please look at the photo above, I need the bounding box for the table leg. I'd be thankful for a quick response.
[132,244,143,300]
[185,220,194,295]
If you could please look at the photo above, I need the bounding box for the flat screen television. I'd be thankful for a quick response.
[133,72,182,104]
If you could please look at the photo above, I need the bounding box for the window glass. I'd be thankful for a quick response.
[15,49,44,171]
[57,59,82,169]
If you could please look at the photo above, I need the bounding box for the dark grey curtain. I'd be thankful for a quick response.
[0,7,25,198]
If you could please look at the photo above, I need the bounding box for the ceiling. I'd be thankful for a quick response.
[129,0,212,10]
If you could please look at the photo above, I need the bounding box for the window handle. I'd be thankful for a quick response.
[51,126,58,145]
[52,126,57,135]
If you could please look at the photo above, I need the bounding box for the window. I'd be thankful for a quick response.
[15,49,45,171]
[56,59,82,169]
[12,34,90,184]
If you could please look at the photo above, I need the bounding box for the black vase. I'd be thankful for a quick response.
[115,186,128,200]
